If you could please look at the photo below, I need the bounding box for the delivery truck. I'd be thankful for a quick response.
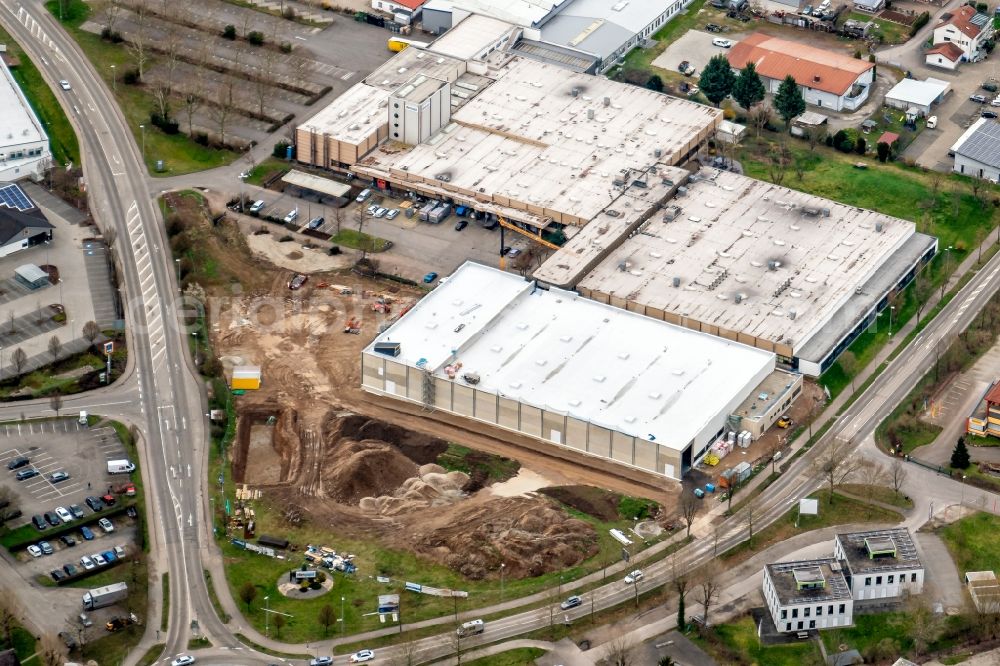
[82,582,128,610]
[106,460,136,474]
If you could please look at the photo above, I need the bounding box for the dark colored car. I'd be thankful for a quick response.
[32,515,47,530]
[69,505,85,519]
[983,82,999,93]
[705,23,723,32]
[60,535,77,547]
[58,631,77,650]
[44,512,61,527]
[1,508,21,523]
[51,569,66,582]
[454,220,468,231]
[63,563,78,576]
[982,111,998,119]
[80,526,94,541]
[7,456,29,470]
[85,496,104,512]
[15,468,39,481]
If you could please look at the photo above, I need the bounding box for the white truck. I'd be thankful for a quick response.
[107,460,136,474]
[82,582,128,610]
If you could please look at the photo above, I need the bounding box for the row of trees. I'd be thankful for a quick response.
[699,56,806,129]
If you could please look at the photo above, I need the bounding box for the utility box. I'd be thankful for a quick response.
[231,366,261,390]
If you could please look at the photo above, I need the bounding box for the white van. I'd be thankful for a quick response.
[356,188,372,203]
[456,619,485,637]
[78,411,88,426]
[249,200,266,215]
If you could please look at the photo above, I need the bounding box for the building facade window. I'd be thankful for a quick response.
[911,573,917,583]
[876,576,882,585]
[809,620,816,629]
[839,604,846,614]
[816,606,823,616]
[888,575,894,584]
[865,577,872,586]
[781,610,787,620]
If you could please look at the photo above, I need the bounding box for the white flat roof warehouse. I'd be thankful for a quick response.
[544,168,916,357]
[366,262,775,453]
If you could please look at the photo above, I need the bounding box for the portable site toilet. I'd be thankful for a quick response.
[231,366,261,390]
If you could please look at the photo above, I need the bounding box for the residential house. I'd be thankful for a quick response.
[951,118,1000,182]
[727,33,875,111]
[925,42,965,70]
[0,183,54,259]
[931,5,994,63]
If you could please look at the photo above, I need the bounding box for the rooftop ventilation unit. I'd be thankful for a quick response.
[587,109,595,120]
[571,88,580,97]
[603,96,611,107]
[676,186,687,196]
[768,260,780,271]
[821,208,831,217]
[802,206,821,216]
[735,293,744,304]
[875,222,884,232]
[672,277,681,287]
[654,148,662,158]
[789,309,797,320]
[664,205,681,221]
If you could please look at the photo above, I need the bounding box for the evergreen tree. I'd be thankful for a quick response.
[732,62,766,110]
[699,55,736,107]
[774,75,806,130]
[951,437,970,470]
[645,74,665,92]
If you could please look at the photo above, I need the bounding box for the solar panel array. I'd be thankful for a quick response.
[0,184,34,212]
[957,120,1000,169]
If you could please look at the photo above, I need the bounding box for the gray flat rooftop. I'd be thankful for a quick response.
[543,168,916,356]
[767,558,852,605]
[428,13,516,61]
[836,528,921,575]
[354,57,719,227]
[0,63,45,150]
[540,0,679,59]
[394,75,448,102]
[734,369,799,423]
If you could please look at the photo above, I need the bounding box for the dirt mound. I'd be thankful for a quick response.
[323,439,419,504]
[411,496,598,579]
[359,463,469,516]
[334,414,448,464]
[539,485,622,521]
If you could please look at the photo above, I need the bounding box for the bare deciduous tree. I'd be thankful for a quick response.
[163,22,183,94]
[38,634,66,666]
[48,335,62,364]
[812,437,861,504]
[211,80,236,148]
[839,350,859,393]
[749,105,771,138]
[317,603,335,636]
[83,320,100,346]
[127,0,152,80]
[889,459,908,496]
[671,556,690,630]
[50,393,63,417]
[606,632,636,666]
[151,85,171,121]
[10,347,27,376]
[0,593,18,648]
[743,504,756,545]
[695,575,721,627]
[255,50,276,118]
[858,460,887,516]
[679,492,698,538]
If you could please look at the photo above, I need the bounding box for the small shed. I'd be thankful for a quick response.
[14,263,49,289]
[717,120,747,144]
[231,365,261,390]
[281,170,352,207]
[885,78,950,115]
[877,131,900,147]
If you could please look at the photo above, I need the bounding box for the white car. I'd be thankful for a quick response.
[59,80,71,91]
[385,208,400,220]
[92,553,107,567]
[55,506,73,523]
[349,650,375,663]
[26,545,42,558]
[992,98,1000,107]
[624,569,644,584]
[926,115,937,129]
[98,517,114,533]
[171,656,196,666]
[374,207,388,218]
[283,208,298,224]
[80,555,95,570]
[712,38,733,48]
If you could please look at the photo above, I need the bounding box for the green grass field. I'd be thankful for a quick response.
[464,647,547,665]
[330,228,392,252]
[0,23,80,166]
[695,615,820,665]
[45,0,237,176]
[940,512,1000,574]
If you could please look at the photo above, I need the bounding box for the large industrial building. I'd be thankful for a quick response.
[296,17,720,234]
[362,262,801,480]
[534,168,937,376]
[0,61,51,182]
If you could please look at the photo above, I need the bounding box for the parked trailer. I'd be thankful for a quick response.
[82,582,128,610]
[418,202,437,222]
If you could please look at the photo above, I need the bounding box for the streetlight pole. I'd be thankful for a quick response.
[340,596,345,636]
[889,305,895,338]
[264,596,270,638]
[110,64,116,92]
[175,258,181,291]
[961,475,967,506]
[139,124,147,166]
[500,563,505,602]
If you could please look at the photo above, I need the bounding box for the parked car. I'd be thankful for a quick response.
[51,569,66,582]
[64,564,79,577]
[39,541,53,555]
[77,613,91,627]
[355,188,372,203]
[288,274,308,290]
[171,657,196,666]
[55,506,73,523]
[98,518,114,533]
[102,550,117,563]
[7,456,29,470]
[349,651,375,664]
[80,526,95,541]
[69,504,85,519]
[93,553,107,567]
[983,111,998,119]
[970,94,988,103]
[115,545,127,558]
[101,494,117,506]
[366,203,379,216]
[385,208,400,220]
[983,82,999,92]
[58,631,77,650]
[454,220,468,231]
[422,272,438,284]
[26,544,41,557]
[926,115,938,129]
[85,496,104,512]
[80,556,95,570]
[624,569,644,584]
[248,200,266,215]
[50,471,70,483]
[678,61,696,76]
[60,535,77,547]
[282,208,298,224]
[307,216,324,229]
[374,207,388,218]
[801,4,813,14]
[705,22,723,31]
[310,658,334,666]
[712,38,733,48]
[16,468,39,481]
[44,512,61,527]
[32,515,47,530]
[560,595,583,610]
[992,98,1000,107]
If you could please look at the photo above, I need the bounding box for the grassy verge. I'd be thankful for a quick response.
[0,339,127,399]
[161,573,169,632]
[204,569,232,623]
[136,644,165,666]
[838,483,914,509]
[0,625,37,663]
[244,157,288,187]
[188,637,212,649]
[693,615,820,666]
[0,23,79,165]
[464,647,547,665]
[330,228,392,252]
[720,490,901,563]
[940,512,1000,573]
[233,633,312,660]
[45,0,238,176]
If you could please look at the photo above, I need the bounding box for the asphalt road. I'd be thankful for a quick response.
[2,1,1000,664]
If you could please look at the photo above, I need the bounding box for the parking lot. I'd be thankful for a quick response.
[652,29,735,78]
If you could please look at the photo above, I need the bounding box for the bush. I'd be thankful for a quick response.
[150,112,180,135]
[280,42,293,53]
[273,141,290,158]
[247,31,265,46]
[165,214,188,237]
[222,24,237,40]
[854,136,866,155]
[122,69,141,85]
[193,132,210,146]
[910,11,930,36]
[618,495,656,520]
[282,6,296,18]
[832,129,851,152]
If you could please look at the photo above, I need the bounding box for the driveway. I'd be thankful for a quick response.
[652,29,731,77]
[915,533,966,612]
